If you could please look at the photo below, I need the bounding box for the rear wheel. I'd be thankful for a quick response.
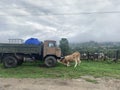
[44,56,57,67]
[3,56,18,68]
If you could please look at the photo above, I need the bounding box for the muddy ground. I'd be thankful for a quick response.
[0,76,120,90]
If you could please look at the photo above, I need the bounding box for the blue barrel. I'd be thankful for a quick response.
[24,38,41,45]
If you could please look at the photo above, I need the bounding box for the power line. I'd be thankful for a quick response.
[1,6,120,14]
[0,11,120,17]
[0,7,54,9]
[0,11,120,16]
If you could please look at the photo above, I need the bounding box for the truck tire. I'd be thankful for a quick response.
[3,56,18,68]
[44,56,57,67]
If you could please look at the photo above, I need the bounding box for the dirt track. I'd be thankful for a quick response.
[0,76,120,90]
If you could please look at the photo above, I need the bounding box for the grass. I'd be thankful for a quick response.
[0,60,120,79]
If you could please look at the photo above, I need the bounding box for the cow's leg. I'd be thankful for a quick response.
[67,62,70,67]
[74,60,78,68]
[77,57,81,65]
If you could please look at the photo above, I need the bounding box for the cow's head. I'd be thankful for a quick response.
[57,57,67,64]
[57,57,64,62]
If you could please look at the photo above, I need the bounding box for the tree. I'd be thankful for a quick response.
[59,38,70,56]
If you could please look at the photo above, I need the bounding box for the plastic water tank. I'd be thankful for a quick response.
[24,38,41,45]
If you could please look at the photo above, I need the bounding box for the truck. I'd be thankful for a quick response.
[0,39,61,68]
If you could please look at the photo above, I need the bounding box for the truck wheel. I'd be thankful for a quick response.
[3,56,18,68]
[45,56,57,67]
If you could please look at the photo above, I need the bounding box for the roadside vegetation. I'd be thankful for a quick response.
[0,60,120,79]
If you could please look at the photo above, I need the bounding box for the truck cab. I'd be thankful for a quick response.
[44,40,61,58]
[43,40,61,67]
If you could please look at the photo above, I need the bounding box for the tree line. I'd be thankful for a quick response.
[59,38,120,59]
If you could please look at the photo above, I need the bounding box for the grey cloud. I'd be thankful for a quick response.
[0,0,120,43]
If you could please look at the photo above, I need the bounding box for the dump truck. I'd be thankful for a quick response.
[0,39,61,68]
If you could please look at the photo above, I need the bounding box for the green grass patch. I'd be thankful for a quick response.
[0,60,120,79]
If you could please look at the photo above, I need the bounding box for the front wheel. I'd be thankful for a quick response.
[44,56,57,67]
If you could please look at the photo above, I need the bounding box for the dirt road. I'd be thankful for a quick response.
[0,76,120,90]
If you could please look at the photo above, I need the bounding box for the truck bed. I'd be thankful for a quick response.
[0,43,42,54]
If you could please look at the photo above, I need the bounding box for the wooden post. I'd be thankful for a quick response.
[87,52,90,60]
[114,50,119,63]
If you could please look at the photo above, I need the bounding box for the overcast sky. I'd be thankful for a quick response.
[0,0,120,43]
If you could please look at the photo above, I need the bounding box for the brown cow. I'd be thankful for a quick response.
[58,51,81,68]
